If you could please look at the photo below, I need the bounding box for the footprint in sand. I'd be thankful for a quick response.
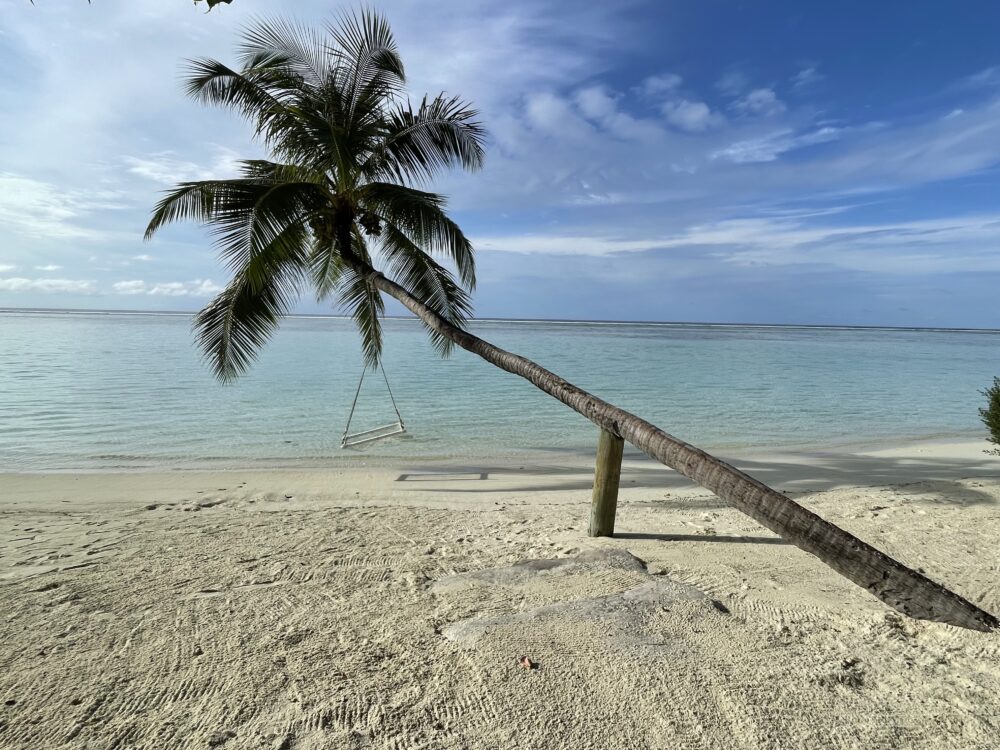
[183,580,290,600]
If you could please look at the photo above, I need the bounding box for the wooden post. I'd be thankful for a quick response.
[589,429,624,537]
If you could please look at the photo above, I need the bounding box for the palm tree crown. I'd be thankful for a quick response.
[145,11,486,380]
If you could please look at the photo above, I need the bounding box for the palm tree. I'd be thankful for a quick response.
[145,12,996,631]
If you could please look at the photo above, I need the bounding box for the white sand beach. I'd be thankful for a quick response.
[2,439,999,749]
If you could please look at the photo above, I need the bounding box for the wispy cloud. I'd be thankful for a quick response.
[112,279,223,297]
[474,233,663,256]
[124,147,244,185]
[712,126,842,163]
[478,209,1000,278]
[790,66,822,90]
[111,280,148,295]
[730,88,786,117]
[654,212,1000,274]
[0,174,125,241]
[957,66,1000,90]
[636,72,683,97]
[574,86,663,141]
[661,99,724,132]
[0,277,98,294]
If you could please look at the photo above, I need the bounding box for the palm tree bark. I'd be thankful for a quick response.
[347,258,998,632]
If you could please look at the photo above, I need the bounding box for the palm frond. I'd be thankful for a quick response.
[377,94,486,184]
[362,182,476,288]
[310,232,343,301]
[237,159,326,185]
[211,183,323,275]
[145,181,221,241]
[380,224,472,356]
[183,58,314,152]
[336,259,385,367]
[145,176,323,276]
[194,221,309,382]
[237,17,331,89]
[329,8,405,109]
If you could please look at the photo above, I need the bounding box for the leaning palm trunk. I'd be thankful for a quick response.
[348,257,998,632]
[145,14,996,632]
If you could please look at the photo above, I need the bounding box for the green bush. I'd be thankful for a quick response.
[980,376,1000,455]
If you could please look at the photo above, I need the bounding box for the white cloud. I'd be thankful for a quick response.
[124,147,244,185]
[35,264,62,271]
[637,73,683,97]
[148,282,189,297]
[524,92,594,140]
[475,233,662,257]
[731,88,787,117]
[959,66,1000,90]
[0,264,16,272]
[574,86,618,119]
[132,254,154,262]
[191,279,223,296]
[470,196,1000,282]
[0,277,97,294]
[112,278,223,297]
[654,212,1000,274]
[817,105,1000,184]
[712,126,842,163]
[791,66,822,90]
[573,86,663,142]
[112,280,148,295]
[661,99,724,132]
[478,210,1000,274]
[0,173,124,241]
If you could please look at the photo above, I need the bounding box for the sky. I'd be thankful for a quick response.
[2,0,1000,327]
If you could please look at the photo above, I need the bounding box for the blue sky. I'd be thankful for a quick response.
[2,0,1000,326]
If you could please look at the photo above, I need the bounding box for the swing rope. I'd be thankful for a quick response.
[340,361,406,448]
[378,362,404,425]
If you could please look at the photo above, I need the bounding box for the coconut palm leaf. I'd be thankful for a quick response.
[336,263,385,368]
[194,221,310,381]
[237,18,331,89]
[329,10,406,123]
[362,182,475,287]
[374,95,486,185]
[379,223,472,355]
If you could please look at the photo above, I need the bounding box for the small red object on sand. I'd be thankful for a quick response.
[518,655,537,670]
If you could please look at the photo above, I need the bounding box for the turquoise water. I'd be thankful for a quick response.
[1,309,998,471]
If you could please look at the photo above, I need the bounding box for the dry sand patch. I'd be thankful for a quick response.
[1,462,999,748]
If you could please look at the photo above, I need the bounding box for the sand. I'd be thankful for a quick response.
[2,439,999,749]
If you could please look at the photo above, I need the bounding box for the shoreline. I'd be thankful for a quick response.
[3,438,999,519]
[4,431,990,476]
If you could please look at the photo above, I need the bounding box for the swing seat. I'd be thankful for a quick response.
[341,420,405,448]
[340,361,408,449]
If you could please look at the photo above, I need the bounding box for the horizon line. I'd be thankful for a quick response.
[3,305,1000,334]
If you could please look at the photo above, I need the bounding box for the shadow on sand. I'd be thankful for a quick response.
[396,448,1000,506]
[613,532,787,545]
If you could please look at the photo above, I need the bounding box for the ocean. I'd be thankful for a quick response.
[1,309,998,471]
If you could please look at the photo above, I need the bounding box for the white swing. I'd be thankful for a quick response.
[340,362,406,448]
